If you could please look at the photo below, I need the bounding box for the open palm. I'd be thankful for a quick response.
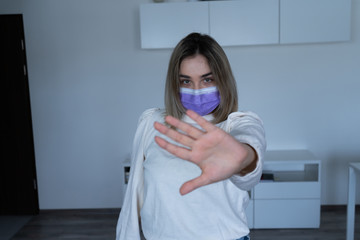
[154,110,255,195]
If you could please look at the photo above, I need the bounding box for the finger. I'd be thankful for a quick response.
[154,122,195,147]
[179,173,211,195]
[164,115,205,139]
[154,136,191,160]
[186,110,217,132]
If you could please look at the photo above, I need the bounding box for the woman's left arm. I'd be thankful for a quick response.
[226,111,266,190]
[237,144,258,176]
[154,110,265,195]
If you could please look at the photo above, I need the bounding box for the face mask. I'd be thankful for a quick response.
[179,86,220,116]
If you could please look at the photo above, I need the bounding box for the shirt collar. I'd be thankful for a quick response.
[182,113,214,124]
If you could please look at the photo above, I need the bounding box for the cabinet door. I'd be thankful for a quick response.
[140,2,209,49]
[280,0,352,44]
[209,0,279,46]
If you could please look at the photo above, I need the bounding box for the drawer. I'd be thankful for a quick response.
[254,199,321,228]
[254,181,320,199]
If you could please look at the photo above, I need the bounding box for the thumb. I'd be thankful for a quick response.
[179,174,211,195]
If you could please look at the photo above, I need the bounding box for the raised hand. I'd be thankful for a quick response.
[154,110,256,195]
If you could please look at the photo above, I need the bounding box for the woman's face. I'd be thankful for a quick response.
[179,54,216,90]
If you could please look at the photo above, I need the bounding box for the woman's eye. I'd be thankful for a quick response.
[204,78,213,83]
[181,80,191,85]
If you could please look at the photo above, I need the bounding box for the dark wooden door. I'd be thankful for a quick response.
[0,14,39,215]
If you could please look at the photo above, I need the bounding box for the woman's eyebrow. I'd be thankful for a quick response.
[179,72,212,79]
[201,72,213,78]
[179,74,190,79]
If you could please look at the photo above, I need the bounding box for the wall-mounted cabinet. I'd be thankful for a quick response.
[139,0,351,49]
[209,0,279,46]
[140,2,209,49]
[280,0,352,44]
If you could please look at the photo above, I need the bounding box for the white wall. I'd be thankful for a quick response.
[1,0,359,209]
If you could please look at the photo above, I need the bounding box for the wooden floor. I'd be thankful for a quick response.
[8,206,360,240]
[11,209,118,240]
[251,206,360,240]
[0,216,32,240]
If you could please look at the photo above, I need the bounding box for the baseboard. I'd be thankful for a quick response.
[38,208,120,214]
[321,204,360,211]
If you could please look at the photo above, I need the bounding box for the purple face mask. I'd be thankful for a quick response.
[180,86,220,116]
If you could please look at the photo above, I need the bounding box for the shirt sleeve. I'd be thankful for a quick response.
[116,108,160,240]
[225,111,266,191]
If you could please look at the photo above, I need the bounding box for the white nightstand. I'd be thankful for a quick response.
[247,150,321,229]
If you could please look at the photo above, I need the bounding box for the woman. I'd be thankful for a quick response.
[116,33,266,240]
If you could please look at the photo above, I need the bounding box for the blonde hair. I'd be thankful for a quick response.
[165,32,238,124]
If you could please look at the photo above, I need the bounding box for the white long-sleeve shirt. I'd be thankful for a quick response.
[116,108,266,240]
